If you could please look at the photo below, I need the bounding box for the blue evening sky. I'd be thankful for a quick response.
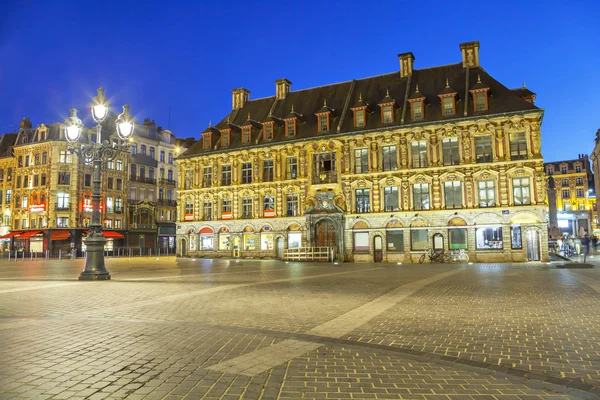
[0,0,598,162]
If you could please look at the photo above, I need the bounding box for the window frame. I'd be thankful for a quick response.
[382,145,397,171]
[444,180,463,210]
[354,148,369,174]
[241,162,253,184]
[412,183,430,210]
[355,188,371,213]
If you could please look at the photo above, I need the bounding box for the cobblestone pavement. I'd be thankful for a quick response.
[1,257,599,399]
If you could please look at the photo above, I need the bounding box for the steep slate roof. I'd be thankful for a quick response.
[0,133,18,157]
[179,62,540,158]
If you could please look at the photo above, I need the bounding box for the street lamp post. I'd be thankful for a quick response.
[64,88,135,280]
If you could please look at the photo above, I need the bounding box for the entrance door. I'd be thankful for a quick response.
[316,220,336,247]
[374,235,383,262]
[232,236,240,258]
[181,239,187,257]
[276,237,284,259]
[526,230,540,261]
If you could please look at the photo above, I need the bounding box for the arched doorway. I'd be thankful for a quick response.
[276,237,284,259]
[180,238,187,257]
[526,229,541,261]
[373,235,383,262]
[316,219,336,247]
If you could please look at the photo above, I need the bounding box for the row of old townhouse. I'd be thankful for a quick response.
[0,116,194,254]
[175,41,549,262]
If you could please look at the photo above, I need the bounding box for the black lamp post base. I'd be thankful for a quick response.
[79,271,111,280]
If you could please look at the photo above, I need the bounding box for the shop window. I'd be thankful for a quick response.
[411,229,428,251]
[476,227,503,250]
[189,235,197,251]
[386,229,404,252]
[201,235,213,250]
[288,232,301,249]
[243,233,256,250]
[260,233,274,251]
[219,234,230,250]
[353,231,369,252]
[511,226,522,249]
[449,228,467,249]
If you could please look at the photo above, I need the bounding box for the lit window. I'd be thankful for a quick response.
[383,186,399,212]
[476,227,503,250]
[513,177,531,205]
[319,114,329,132]
[355,189,370,213]
[478,180,496,207]
[510,132,528,160]
[413,183,430,210]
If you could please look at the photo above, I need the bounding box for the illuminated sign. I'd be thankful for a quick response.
[558,220,569,228]
[29,204,46,213]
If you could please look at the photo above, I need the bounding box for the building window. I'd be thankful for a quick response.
[25,155,30,166]
[475,91,487,111]
[57,193,70,209]
[264,124,273,140]
[576,177,583,185]
[6,189,12,203]
[413,183,430,210]
[168,170,173,181]
[149,147,155,159]
[21,195,28,208]
[411,142,428,168]
[575,165,582,173]
[22,175,28,188]
[221,165,232,186]
[382,145,397,171]
[513,177,531,205]
[386,229,403,251]
[203,201,213,220]
[576,188,585,198]
[106,197,113,213]
[354,188,370,213]
[286,157,297,179]
[263,196,274,213]
[42,152,47,164]
[444,181,463,209]
[184,170,192,189]
[353,231,369,252]
[34,154,40,165]
[115,198,122,213]
[354,149,368,174]
[442,138,460,166]
[160,150,165,162]
[562,178,568,186]
[511,226,522,249]
[108,159,114,170]
[242,127,251,144]
[58,172,70,185]
[562,189,569,198]
[184,201,193,215]
[84,174,91,187]
[116,178,122,190]
[242,162,253,184]
[203,167,212,188]
[115,219,122,229]
[56,217,69,228]
[117,160,123,171]
[449,228,467,249]
[475,136,493,163]
[168,153,173,164]
[412,101,423,120]
[561,166,567,174]
[442,97,454,116]
[354,109,365,127]
[131,144,137,154]
[476,227,503,250]
[59,151,72,163]
[383,186,399,212]
[286,194,298,217]
[318,114,329,132]
[478,179,496,207]
[221,198,232,213]
[242,197,253,218]
[141,145,147,155]
[33,175,39,187]
[380,105,392,123]
[510,132,528,160]
[263,160,274,182]
[411,229,428,251]
[285,120,295,137]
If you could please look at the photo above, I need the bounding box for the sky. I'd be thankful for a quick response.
[0,0,598,162]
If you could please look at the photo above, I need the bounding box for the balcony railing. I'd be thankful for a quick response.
[156,199,177,207]
[55,205,71,211]
[159,179,176,186]
[130,223,157,230]
[130,176,156,185]
[311,170,337,184]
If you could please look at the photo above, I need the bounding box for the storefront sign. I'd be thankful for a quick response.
[29,204,46,213]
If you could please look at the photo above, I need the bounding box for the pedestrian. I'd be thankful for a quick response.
[581,234,591,262]
[574,237,581,255]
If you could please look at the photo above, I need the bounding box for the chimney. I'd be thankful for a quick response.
[20,117,32,129]
[275,78,292,100]
[232,88,250,110]
[460,41,480,67]
[397,52,415,78]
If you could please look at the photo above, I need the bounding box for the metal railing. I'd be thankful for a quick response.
[1,247,176,261]
[283,247,335,262]
[159,179,176,186]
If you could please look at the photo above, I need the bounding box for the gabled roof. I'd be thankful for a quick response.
[0,133,18,158]
[181,61,539,158]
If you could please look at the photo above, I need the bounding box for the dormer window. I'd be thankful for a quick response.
[203,134,211,150]
[351,94,370,128]
[470,75,490,112]
[442,97,454,116]
[221,130,230,147]
[354,109,365,127]
[242,126,251,144]
[378,89,397,124]
[412,101,423,120]
[264,123,274,140]
[318,114,329,132]
[475,92,487,111]
[285,119,296,137]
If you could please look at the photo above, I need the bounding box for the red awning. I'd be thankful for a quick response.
[0,231,22,239]
[51,230,70,241]
[199,227,214,234]
[103,231,124,239]
[17,230,42,239]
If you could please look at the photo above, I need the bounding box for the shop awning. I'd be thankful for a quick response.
[51,230,70,241]
[17,230,42,239]
[103,231,124,239]
[0,231,22,239]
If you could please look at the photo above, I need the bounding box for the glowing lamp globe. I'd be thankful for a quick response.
[116,104,134,140]
[64,108,83,143]
[91,87,110,123]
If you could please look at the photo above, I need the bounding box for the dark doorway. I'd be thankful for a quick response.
[374,235,383,262]
[316,219,336,247]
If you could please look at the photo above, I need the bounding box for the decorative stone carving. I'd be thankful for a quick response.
[402,181,409,209]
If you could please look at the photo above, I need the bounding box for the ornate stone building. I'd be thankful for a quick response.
[177,41,548,262]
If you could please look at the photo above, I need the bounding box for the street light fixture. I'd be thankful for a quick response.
[64,88,134,280]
